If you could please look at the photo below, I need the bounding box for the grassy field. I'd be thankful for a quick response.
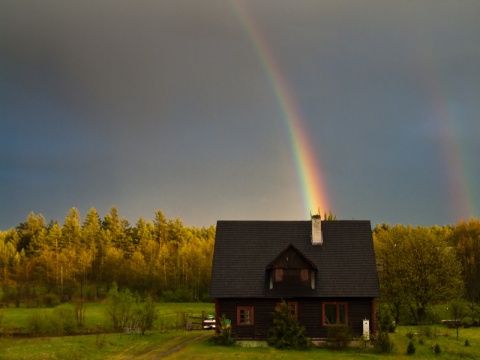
[0,302,215,332]
[173,325,480,360]
[0,330,208,359]
[1,302,480,359]
[0,325,479,359]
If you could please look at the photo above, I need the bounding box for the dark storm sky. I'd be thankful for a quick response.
[1,0,479,229]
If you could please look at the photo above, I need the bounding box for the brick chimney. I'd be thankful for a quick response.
[311,215,323,245]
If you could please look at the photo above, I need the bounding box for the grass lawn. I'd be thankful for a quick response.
[0,302,214,331]
[1,303,479,360]
[0,302,215,359]
[174,325,480,359]
[387,325,478,359]
[0,330,207,360]
[169,326,480,360]
[2,326,479,359]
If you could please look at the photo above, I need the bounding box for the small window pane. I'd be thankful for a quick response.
[325,304,337,324]
[288,302,298,317]
[244,309,251,324]
[240,309,252,325]
[238,306,254,325]
[300,269,309,281]
[339,304,346,324]
[275,268,283,282]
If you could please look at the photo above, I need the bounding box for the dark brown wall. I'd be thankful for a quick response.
[271,247,312,268]
[216,297,375,340]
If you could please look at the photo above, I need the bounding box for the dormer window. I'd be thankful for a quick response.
[267,244,317,291]
[275,268,284,282]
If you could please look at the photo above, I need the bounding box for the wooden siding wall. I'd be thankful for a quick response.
[216,297,375,340]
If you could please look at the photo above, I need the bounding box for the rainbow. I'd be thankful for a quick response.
[231,1,330,216]
[418,40,477,221]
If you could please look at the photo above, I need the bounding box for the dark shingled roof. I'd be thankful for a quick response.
[211,220,380,298]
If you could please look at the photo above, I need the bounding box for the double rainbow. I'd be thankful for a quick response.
[417,40,477,221]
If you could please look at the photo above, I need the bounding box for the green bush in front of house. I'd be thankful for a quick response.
[374,307,395,353]
[326,324,352,349]
[268,300,309,349]
[210,314,234,346]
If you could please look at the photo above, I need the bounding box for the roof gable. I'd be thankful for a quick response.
[266,244,317,270]
[210,220,380,298]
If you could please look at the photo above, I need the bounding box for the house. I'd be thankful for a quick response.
[210,216,380,340]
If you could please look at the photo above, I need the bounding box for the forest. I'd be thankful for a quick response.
[0,207,215,306]
[374,219,480,325]
[1,207,480,327]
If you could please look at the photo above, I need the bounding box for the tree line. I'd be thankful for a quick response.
[0,207,215,305]
[2,208,480,323]
[374,218,480,324]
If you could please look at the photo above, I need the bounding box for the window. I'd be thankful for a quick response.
[275,301,298,318]
[288,302,298,318]
[300,269,309,282]
[322,302,348,326]
[274,268,284,282]
[237,306,254,325]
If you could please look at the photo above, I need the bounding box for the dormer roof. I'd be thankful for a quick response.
[266,244,317,270]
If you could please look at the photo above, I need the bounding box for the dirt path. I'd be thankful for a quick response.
[131,333,210,359]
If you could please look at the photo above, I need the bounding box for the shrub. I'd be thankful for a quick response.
[29,311,64,335]
[463,316,473,326]
[407,340,416,355]
[79,285,99,302]
[157,314,176,331]
[374,307,396,354]
[327,325,352,349]
[53,304,77,334]
[27,306,77,335]
[200,293,212,303]
[162,289,193,302]
[26,311,47,334]
[105,284,159,334]
[420,325,433,339]
[374,329,394,353]
[73,297,86,327]
[104,282,138,332]
[378,306,396,333]
[423,308,442,325]
[43,293,60,307]
[1,285,19,307]
[211,315,234,346]
[135,295,158,335]
[268,300,309,349]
